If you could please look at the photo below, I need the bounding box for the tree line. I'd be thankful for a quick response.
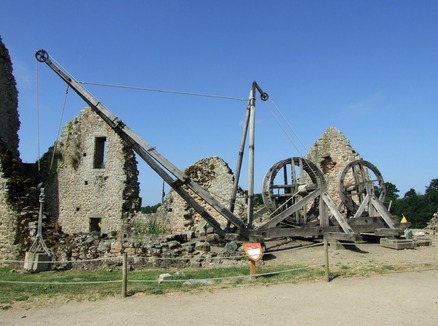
[384,178,438,228]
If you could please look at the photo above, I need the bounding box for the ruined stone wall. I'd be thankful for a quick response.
[305,127,361,206]
[0,169,19,260]
[156,157,246,234]
[45,107,140,236]
[0,36,20,159]
[0,38,26,260]
[0,140,39,260]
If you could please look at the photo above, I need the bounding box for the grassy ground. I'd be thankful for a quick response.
[0,261,417,309]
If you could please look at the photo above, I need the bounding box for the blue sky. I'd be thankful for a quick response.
[2,0,437,205]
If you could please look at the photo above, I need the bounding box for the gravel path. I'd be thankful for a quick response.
[1,269,438,326]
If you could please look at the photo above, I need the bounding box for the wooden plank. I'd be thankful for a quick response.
[258,189,321,230]
[324,232,358,242]
[251,226,341,239]
[374,228,403,237]
[352,194,369,219]
[370,196,397,228]
[321,193,355,235]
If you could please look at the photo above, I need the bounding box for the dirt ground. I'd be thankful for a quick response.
[2,234,438,326]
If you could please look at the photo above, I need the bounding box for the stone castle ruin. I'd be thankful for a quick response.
[44,107,141,236]
[305,126,362,206]
[0,38,140,261]
[0,37,40,260]
[1,38,398,266]
[150,156,247,236]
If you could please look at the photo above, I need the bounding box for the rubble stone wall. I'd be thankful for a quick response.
[0,140,39,260]
[155,157,247,235]
[47,232,244,270]
[0,173,19,260]
[45,107,140,236]
[0,37,30,260]
[305,127,361,205]
[0,36,20,159]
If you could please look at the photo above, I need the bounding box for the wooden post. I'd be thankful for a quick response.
[250,260,256,281]
[324,238,330,282]
[247,85,256,228]
[243,242,263,281]
[122,252,128,297]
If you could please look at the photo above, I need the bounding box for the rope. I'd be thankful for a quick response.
[263,97,308,156]
[3,260,437,286]
[132,265,315,284]
[35,59,41,171]
[0,280,121,285]
[79,81,247,102]
[2,239,434,265]
[1,240,436,286]
[0,265,318,286]
[49,86,70,172]
[0,242,323,265]
[2,262,437,286]
[2,256,122,264]
[267,193,299,218]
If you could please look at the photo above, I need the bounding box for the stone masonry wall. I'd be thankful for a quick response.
[306,127,361,206]
[0,140,39,260]
[0,36,20,159]
[0,170,19,260]
[155,157,247,235]
[45,107,140,236]
[0,37,28,260]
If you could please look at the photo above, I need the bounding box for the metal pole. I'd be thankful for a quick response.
[247,85,256,227]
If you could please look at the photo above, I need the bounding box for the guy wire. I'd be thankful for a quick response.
[79,81,246,102]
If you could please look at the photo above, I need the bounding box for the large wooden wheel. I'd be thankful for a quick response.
[262,157,326,225]
[339,159,386,214]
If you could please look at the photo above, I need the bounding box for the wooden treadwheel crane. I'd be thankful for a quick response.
[35,49,403,243]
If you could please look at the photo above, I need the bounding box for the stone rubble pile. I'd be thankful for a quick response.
[38,227,245,270]
[426,212,438,234]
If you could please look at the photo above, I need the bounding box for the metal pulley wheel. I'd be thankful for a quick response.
[262,157,326,221]
[339,159,386,213]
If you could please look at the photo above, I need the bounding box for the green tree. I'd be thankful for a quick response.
[391,180,438,228]
[423,179,438,223]
[425,179,438,195]
[403,188,418,199]
[384,182,399,212]
[384,182,400,201]
[253,193,264,207]
[140,203,161,214]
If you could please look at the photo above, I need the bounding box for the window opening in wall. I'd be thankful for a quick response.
[89,217,102,235]
[93,137,107,169]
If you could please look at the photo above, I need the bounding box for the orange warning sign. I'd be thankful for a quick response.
[243,242,263,262]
